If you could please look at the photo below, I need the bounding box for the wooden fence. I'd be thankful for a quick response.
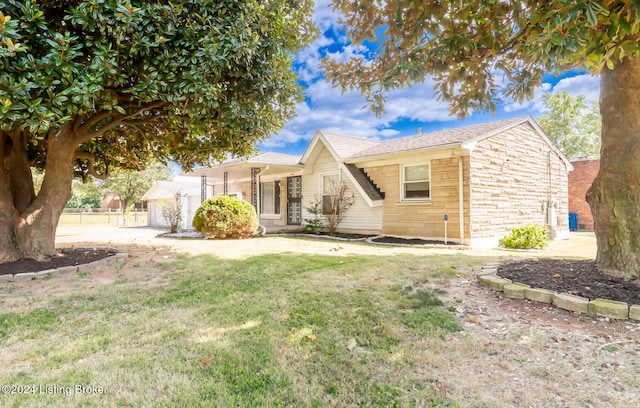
[59,209,148,226]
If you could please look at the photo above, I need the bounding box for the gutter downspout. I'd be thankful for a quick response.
[257,165,270,235]
[459,157,465,245]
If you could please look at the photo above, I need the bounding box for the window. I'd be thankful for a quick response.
[260,181,280,215]
[322,173,339,214]
[403,164,430,200]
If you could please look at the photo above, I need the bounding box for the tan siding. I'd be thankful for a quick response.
[469,122,570,243]
[365,156,469,241]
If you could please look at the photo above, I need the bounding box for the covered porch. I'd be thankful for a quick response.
[185,153,305,232]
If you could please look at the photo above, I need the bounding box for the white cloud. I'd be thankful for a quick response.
[502,73,600,115]
[262,76,454,150]
[382,81,452,122]
[313,0,340,32]
[552,74,600,103]
[502,83,551,113]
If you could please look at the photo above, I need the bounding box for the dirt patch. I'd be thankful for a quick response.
[0,248,115,275]
[436,274,640,407]
[498,259,640,305]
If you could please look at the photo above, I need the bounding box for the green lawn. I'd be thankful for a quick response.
[0,249,494,407]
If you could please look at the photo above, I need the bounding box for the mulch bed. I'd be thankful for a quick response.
[0,248,115,276]
[292,232,375,240]
[498,259,640,305]
[370,236,459,246]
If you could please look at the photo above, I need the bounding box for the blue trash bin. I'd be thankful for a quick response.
[569,212,578,231]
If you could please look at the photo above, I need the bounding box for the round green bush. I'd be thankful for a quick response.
[502,223,549,249]
[192,195,258,239]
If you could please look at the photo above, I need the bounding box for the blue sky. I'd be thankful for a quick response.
[256,0,601,157]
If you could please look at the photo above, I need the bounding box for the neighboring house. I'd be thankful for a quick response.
[141,180,203,230]
[101,192,121,210]
[568,159,599,230]
[186,116,572,247]
[101,192,146,211]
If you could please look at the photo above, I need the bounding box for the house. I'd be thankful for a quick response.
[186,116,572,247]
[101,191,121,211]
[568,159,599,230]
[141,180,203,230]
[186,152,304,231]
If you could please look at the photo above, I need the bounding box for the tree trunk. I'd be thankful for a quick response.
[586,55,640,277]
[0,125,75,262]
[0,131,21,262]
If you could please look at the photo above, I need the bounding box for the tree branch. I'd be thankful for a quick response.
[75,101,170,142]
[74,151,108,180]
[121,113,169,126]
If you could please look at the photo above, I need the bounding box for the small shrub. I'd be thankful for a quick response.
[192,195,258,239]
[160,196,184,233]
[303,180,355,235]
[503,224,549,249]
[303,201,325,234]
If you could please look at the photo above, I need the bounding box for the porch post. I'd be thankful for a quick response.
[223,171,228,195]
[251,167,261,210]
[200,175,207,203]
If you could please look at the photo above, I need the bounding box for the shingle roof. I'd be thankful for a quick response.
[320,132,383,159]
[349,116,531,158]
[246,152,302,165]
[217,151,301,166]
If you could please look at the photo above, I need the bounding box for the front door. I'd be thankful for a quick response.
[286,176,302,225]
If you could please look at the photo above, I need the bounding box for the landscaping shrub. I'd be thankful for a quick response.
[502,224,549,249]
[303,200,325,234]
[192,195,258,239]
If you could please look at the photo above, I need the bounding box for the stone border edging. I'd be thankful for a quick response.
[0,247,128,283]
[476,261,640,321]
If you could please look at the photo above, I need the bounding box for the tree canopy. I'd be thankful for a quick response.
[537,92,601,161]
[66,179,104,209]
[104,162,172,211]
[1,0,316,172]
[324,0,640,116]
[324,0,640,276]
[0,0,316,262]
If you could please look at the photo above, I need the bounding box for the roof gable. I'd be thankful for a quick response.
[141,180,201,200]
[300,130,382,164]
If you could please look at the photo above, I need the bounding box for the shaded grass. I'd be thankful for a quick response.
[0,250,490,407]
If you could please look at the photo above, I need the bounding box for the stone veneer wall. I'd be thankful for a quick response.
[364,155,470,241]
[568,159,599,230]
[469,122,570,245]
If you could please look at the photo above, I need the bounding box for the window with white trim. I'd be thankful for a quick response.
[402,164,430,200]
[321,173,339,214]
[260,180,280,215]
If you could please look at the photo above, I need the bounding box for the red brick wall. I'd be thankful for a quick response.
[568,159,599,230]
